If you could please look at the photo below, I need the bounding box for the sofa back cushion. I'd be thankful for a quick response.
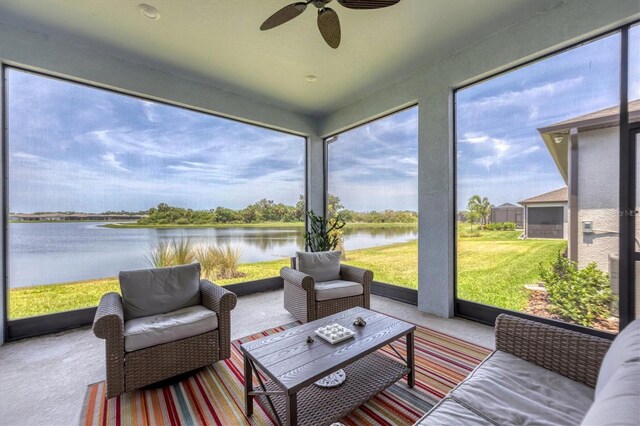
[296,251,341,282]
[581,360,640,426]
[119,263,202,320]
[595,319,640,397]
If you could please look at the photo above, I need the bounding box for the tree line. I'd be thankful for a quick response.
[137,195,417,225]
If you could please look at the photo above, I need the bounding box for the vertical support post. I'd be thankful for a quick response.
[619,26,634,328]
[407,330,415,388]
[244,353,253,416]
[286,392,297,426]
[307,135,326,219]
[420,92,455,317]
[0,65,5,345]
[569,128,579,262]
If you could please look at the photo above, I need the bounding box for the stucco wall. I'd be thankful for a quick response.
[577,127,619,272]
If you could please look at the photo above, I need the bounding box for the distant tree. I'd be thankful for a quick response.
[467,195,493,227]
[295,195,306,222]
[327,194,344,219]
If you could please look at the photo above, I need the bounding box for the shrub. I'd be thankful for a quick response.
[211,245,243,279]
[147,239,242,280]
[482,222,516,231]
[539,251,611,327]
[171,238,196,265]
[146,241,173,267]
[195,245,218,280]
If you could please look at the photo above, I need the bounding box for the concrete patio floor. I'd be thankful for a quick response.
[0,291,494,426]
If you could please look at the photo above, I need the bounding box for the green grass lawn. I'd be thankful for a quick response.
[9,225,564,318]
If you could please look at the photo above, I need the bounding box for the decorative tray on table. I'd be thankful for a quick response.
[314,323,356,344]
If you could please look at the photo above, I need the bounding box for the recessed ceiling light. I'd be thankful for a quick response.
[138,4,160,20]
[305,75,318,83]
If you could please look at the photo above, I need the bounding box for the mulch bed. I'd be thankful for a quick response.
[525,290,619,333]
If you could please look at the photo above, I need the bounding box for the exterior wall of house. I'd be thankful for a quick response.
[577,127,619,273]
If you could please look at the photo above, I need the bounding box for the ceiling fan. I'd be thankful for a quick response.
[260,0,401,49]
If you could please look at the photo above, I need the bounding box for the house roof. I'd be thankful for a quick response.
[538,99,640,183]
[539,99,640,135]
[518,187,567,205]
[494,202,520,208]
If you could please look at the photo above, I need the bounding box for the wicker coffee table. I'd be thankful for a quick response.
[241,307,415,426]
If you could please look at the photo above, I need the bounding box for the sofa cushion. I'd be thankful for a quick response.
[450,350,594,426]
[296,251,341,282]
[416,398,495,425]
[595,319,640,398]
[315,279,363,301]
[581,360,640,426]
[124,305,217,352]
[119,263,202,320]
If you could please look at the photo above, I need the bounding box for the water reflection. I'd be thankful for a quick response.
[9,222,417,287]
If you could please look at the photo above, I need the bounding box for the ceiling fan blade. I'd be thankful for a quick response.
[337,0,400,9]
[317,7,341,49]
[260,2,308,31]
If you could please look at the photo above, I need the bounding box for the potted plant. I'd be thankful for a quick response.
[291,210,346,268]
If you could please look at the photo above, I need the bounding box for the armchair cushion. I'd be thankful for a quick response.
[595,319,640,397]
[581,360,640,426]
[119,263,202,320]
[123,305,218,352]
[315,279,363,301]
[296,250,341,282]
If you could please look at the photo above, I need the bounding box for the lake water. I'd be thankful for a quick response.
[9,222,417,288]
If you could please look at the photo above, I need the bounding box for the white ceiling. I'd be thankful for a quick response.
[0,0,562,116]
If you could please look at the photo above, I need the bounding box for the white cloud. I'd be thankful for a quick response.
[101,153,129,172]
[460,132,489,144]
[464,77,585,111]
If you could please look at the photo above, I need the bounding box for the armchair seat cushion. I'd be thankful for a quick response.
[315,279,363,301]
[124,305,218,352]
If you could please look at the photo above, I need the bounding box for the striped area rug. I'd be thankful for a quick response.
[81,321,490,425]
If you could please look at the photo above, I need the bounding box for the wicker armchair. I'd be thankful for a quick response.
[281,263,373,323]
[93,275,237,399]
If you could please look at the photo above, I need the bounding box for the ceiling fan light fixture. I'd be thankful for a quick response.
[138,4,160,20]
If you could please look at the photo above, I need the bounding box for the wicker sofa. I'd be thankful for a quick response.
[415,314,640,425]
[280,251,373,323]
[93,263,237,399]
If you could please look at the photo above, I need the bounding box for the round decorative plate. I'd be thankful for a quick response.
[314,369,346,388]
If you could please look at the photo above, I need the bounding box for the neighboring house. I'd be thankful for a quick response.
[537,100,640,309]
[519,188,568,239]
[491,203,524,228]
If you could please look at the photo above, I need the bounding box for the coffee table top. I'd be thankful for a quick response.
[240,307,415,394]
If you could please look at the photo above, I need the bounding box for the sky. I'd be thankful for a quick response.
[8,27,640,214]
[8,70,305,213]
[456,29,640,208]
